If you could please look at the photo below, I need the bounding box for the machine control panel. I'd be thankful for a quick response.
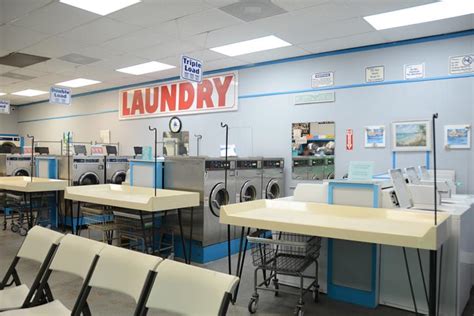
[106,158,129,163]
[6,156,31,161]
[236,160,261,169]
[263,159,284,168]
[73,158,102,163]
[292,158,310,167]
[311,158,325,166]
[205,160,235,170]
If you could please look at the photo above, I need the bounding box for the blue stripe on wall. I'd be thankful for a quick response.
[15,29,474,108]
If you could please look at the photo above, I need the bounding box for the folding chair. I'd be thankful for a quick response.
[138,260,240,316]
[72,245,163,316]
[0,226,63,311]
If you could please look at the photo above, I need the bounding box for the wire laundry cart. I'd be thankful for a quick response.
[247,230,321,316]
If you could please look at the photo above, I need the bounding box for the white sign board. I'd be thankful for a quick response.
[449,55,474,74]
[49,86,71,105]
[294,91,335,105]
[366,66,384,83]
[404,63,425,80]
[311,71,334,88]
[181,55,203,83]
[0,100,10,114]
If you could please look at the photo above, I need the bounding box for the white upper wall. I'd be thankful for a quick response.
[0,108,18,134]
[16,34,474,193]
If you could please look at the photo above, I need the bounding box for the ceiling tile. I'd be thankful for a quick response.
[6,67,49,78]
[270,0,329,12]
[12,2,99,36]
[177,8,243,37]
[0,25,50,52]
[26,58,80,74]
[29,73,76,85]
[108,0,211,27]
[0,0,51,24]
[299,31,386,54]
[133,38,204,60]
[60,65,129,82]
[203,57,247,72]
[346,0,436,17]
[236,46,308,63]
[203,22,271,48]
[92,54,150,71]
[58,17,143,46]
[20,36,90,58]
[183,49,226,63]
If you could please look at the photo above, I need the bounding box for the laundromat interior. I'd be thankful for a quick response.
[0,1,473,315]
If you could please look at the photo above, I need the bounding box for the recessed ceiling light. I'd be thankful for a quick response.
[116,61,176,75]
[364,0,474,30]
[59,0,141,16]
[0,93,6,96]
[210,35,291,57]
[56,78,101,88]
[12,89,48,97]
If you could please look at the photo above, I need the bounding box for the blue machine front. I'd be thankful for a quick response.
[34,157,59,228]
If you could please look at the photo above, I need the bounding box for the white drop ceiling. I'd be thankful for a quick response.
[0,0,472,105]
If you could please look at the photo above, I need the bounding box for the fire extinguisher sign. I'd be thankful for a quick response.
[346,129,354,151]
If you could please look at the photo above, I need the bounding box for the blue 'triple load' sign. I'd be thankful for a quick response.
[49,86,71,105]
[181,55,203,83]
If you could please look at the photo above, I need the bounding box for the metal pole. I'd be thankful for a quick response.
[220,123,231,275]
[429,113,439,316]
[148,126,158,197]
[26,134,34,181]
[432,113,438,225]
[194,134,202,156]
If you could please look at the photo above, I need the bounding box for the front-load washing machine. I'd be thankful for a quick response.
[59,146,105,186]
[5,155,32,176]
[235,158,262,203]
[104,146,129,185]
[262,158,285,199]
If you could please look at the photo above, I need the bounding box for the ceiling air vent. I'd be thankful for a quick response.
[1,72,36,80]
[0,53,50,68]
[58,53,101,65]
[219,0,287,22]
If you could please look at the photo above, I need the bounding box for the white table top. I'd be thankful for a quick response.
[65,184,199,212]
[0,177,68,192]
[220,199,450,250]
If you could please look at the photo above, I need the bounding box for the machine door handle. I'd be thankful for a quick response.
[211,200,221,209]
[267,192,275,199]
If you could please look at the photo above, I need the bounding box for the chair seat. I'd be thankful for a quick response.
[0,300,70,316]
[0,285,29,310]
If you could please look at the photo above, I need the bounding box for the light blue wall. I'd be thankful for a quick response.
[0,107,18,134]
[16,33,474,194]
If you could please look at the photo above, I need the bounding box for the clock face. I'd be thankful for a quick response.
[169,116,182,133]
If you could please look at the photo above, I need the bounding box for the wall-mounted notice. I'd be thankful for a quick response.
[346,129,354,151]
[119,72,238,120]
[449,55,473,74]
[365,66,384,83]
[181,55,203,83]
[294,91,335,105]
[404,63,425,80]
[0,100,10,114]
[311,71,334,88]
[348,161,374,181]
[49,86,71,105]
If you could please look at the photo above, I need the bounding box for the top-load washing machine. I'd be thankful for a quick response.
[262,158,285,199]
[164,157,236,247]
[235,158,262,203]
[104,145,129,184]
[59,145,105,185]
[4,154,33,176]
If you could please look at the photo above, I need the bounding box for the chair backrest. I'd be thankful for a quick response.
[49,234,106,279]
[145,260,239,315]
[16,226,63,263]
[88,245,162,303]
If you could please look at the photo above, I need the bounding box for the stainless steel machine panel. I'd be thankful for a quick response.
[59,156,105,185]
[262,158,285,199]
[105,157,129,184]
[235,158,262,202]
[6,155,32,176]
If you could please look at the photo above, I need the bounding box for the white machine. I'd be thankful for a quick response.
[261,158,285,199]
[235,158,262,203]
[59,145,105,186]
[5,155,32,176]
[0,134,20,153]
[104,145,129,185]
[405,166,454,198]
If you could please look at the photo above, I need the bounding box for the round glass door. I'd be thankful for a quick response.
[240,181,257,202]
[79,172,100,186]
[14,169,29,177]
[266,179,281,199]
[209,182,229,217]
[111,171,126,184]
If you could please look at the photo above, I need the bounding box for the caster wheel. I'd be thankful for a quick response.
[11,225,19,233]
[294,306,304,316]
[312,289,319,302]
[248,296,259,314]
[20,228,28,236]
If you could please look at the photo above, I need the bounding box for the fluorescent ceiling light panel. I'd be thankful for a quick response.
[60,0,141,16]
[0,93,6,96]
[116,61,176,75]
[364,0,474,30]
[210,35,291,57]
[56,78,101,88]
[12,89,48,97]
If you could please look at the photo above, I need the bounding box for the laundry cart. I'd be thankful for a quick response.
[247,230,322,316]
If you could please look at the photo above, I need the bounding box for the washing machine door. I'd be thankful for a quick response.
[209,182,229,217]
[78,172,100,185]
[111,171,127,184]
[14,169,29,177]
[240,180,257,202]
[265,179,281,199]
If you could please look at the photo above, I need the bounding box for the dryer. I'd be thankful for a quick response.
[59,145,105,185]
[235,158,262,203]
[262,158,285,199]
[104,146,129,185]
[5,155,32,176]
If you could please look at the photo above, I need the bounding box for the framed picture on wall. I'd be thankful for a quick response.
[364,125,385,148]
[392,120,431,151]
[444,124,471,149]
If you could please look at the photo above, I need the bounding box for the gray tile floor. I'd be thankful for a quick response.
[1,226,473,315]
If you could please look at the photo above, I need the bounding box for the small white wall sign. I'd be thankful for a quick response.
[404,63,425,80]
[0,100,10,114]
[181,55,203,83]
[365,66,384,83]
[49,86,71,105]
[449,55,473,74]
[311,71,334,88]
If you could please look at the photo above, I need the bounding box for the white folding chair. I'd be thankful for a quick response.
[72,245,163,316]
[0,234,106,315]
[0,226,63,311]
[138,260,239,316]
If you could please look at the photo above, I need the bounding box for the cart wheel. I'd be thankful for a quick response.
[273,279,279,296]
[294,306,304,316]
[312,288,319,302]
[11,224,19,233]
[19,228,27,236]
[248,296,259,314]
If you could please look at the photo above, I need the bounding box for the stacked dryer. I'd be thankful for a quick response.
[4,154,33,176]
[262,158,285,199]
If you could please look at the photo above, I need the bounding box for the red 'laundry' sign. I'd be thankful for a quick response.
[119,72,238,120]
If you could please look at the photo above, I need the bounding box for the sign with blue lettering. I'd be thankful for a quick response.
[181,55,202,83]
[49,86,71,105]
[0,100,10,114]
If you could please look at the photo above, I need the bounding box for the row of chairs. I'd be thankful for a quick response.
[0,226,239,315]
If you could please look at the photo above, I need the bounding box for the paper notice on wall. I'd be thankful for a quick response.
[100,130,110,143]
[365,66,384,83]
[449,55,474,74]
[404,63,425,80]
[0,100,10,114]
[311,71,334,88]
[220,144,237,157]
